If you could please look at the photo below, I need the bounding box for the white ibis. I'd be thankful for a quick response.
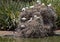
[21,17,26,21]
[34,15,37,18]
[25,7,29,9]
[28,18,33,22]
[48,3,51,7]
[21,25,25,28]
[36,0,41,4]
[34,15,40,19]
[30,6,34,8]
[22,8,26,11]
[42,3,45,6]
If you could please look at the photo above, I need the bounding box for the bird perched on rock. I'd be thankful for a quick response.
[30,6,34,8]
[48,3,51,7]
[21,17,27,21]
[22,8,26,11]
[25,7,29,9]
[36,0,41,4]
[42,3,45,6]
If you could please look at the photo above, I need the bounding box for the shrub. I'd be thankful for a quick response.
[0,0,34,30]
[0,0,20,30]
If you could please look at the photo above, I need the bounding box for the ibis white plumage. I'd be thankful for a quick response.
[42,3,45,6]
[36,0,41,4]
[30,6,34,8]
[37,0,40,3]
[34,15,40,19]
[25,7,29,9]
[21,17,26,21]
[48,3,51,7]
[22,8,26,11]
[21,25,25,28]
[28,18,33,22]
[34,15,37,18]
[36,17,40,19]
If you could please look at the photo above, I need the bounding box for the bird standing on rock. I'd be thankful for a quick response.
[21,17,27,21]
[25,7,29,9]
[36,0,41,4]
[42,3,45,6]
[48,3,51,7]
[22,8,26,11]
[30,6,34,8]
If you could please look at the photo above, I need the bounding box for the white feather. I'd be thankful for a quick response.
[21,25,25,27]
[30,6,34,8]
[37,0,41,4]
[34,15,37,18]
[28,18,33,22]
[37,0,40,3]
[21,17,26,21]
[25,7,29,9]
[22,8,26,11]
[34,15,40,19]
[48,3,51,6]
[42,3,45,6]
[36,17,40,19]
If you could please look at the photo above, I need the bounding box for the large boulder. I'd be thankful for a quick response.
[16,3,57,38]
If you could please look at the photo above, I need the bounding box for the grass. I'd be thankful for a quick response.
[0,0,36,30]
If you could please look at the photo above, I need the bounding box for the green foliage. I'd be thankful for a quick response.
[0,0,35,30]
[0,0,20,30]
